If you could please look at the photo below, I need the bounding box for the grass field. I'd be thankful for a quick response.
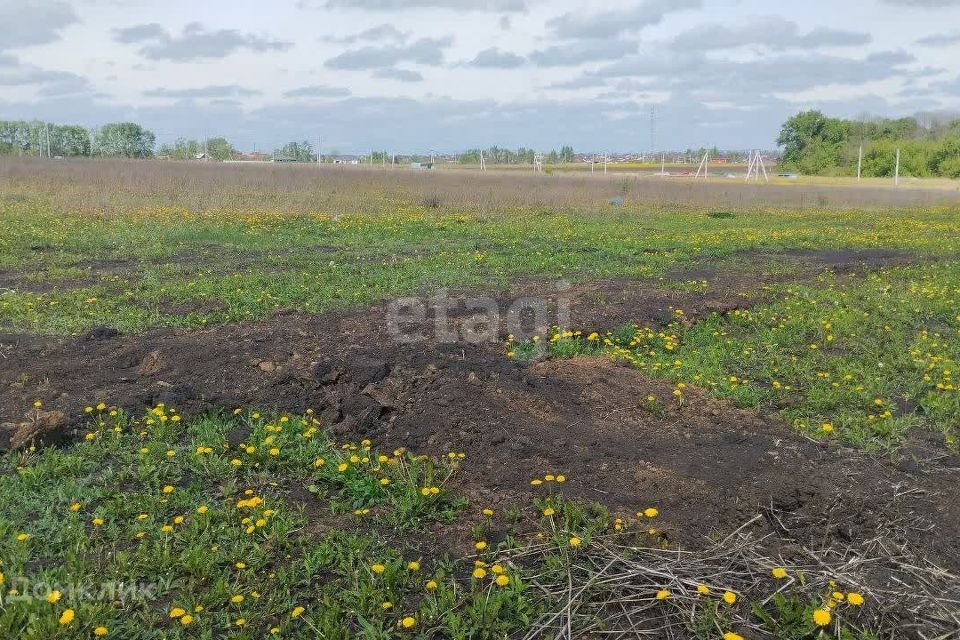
[1,158,959,639]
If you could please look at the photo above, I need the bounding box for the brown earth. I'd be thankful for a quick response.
[2,249,959,574]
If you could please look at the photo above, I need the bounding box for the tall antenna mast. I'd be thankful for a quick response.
[649,106,656,158]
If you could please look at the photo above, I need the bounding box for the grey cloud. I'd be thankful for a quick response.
[112,22,292,61]
[592,50,917,100]
[916,31,960,45]
[372,68,424,82]
[548,0,701,40]
[529,39,638,67]
[0,54,92,96]
[0,0,77,51]
[325,37,452,69]
[324,24,408,44]
[671,18,870,51]
[283,85,352,97]
[467,48,525,68]
[113,23,167,44]
[544,76,608,90]
[317,0,528,10]
[143,85,261,99]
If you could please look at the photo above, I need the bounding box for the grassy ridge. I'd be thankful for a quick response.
[0,406,876,639]
[2,196,959,333]
[524,261,960,451]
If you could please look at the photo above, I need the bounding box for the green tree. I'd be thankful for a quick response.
[205,137,238,161]
[776,110,848,171]
[93,122,155,158]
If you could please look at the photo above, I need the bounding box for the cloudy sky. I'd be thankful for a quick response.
[2,0,959,153]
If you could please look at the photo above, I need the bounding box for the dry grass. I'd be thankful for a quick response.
[513,500,960,640]
[2,157,958,217]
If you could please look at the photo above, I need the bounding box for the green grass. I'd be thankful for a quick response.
[2,194,959,333]
[536,261,960,452]
[0,407,878,639]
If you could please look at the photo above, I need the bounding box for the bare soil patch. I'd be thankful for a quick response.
[2,249,958,573]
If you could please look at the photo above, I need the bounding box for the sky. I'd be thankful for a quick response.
[2,0,959,153]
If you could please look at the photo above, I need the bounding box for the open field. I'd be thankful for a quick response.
[1,158,960,639]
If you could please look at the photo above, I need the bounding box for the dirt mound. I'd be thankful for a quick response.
[2,268,958,571]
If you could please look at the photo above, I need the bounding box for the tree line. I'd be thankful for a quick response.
[458,146,575,164]
[0,119,315,163]
[777,110,960,178]
[0,120,155,158]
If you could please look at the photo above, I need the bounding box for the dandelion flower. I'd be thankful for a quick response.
[47,590,62,603]
[475,541,487,550]
[371,563,386,574]
[543,507,555,516]
[569,537,582,547]
[771,567,788,579]
[169,607,186,618]
[59,609,75,625]
[230,594,244,604]
[407,561,420,571]
[656,590,670,600]
[94,627,108,636]
[162,485,174,494]
[400,616,416,628]
[292,606,305,618]
[847,592,864,606]
[812,609,831,626]
[643,508,658,518]
[495,575,510,587]
[723,633,744,640]
[180,615,193,625]
[425,580,438,591]
[696,584,710,595]
[381,602,393,610]
[723,591,737,605]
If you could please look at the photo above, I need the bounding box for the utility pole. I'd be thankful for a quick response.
[895,148,900,186]
[649,106,656,158]
[603,153,607,174]
[857,145,863,182]
[318,136,322,167]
